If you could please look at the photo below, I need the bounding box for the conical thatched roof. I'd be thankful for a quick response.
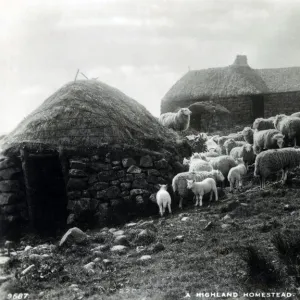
[2,80,179,156]
[161,55,300,113]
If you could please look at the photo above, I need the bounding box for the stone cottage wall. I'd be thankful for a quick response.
[264,91,300,118]
[66,149,184,227]
[0,156,28,240]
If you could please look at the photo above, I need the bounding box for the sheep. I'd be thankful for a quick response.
[273,114,300,146]
[242,127,254,144]
[209,155,238,180]
[205,137,222,154]
[159,108,192,132]
[253,129,284,154]
[230,144,256,170]
[156,184,172,217]
[200,149,220,158]
[217,134,244,154]
[227,158,247,192]
[172,170,225,209]
[254,148,300,189]
[291,112,300,118]
[224,139,246,155]
[186,178,218,207]
[189,153,213,172]
[253,117,275,131]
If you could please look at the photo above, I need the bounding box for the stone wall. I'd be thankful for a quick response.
[0,157,28,240]
[264,91,300,118]
[66,149,184,228]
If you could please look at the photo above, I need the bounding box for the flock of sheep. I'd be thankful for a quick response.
[156,108,300,216]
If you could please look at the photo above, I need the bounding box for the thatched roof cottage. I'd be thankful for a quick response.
[0,80,190,239]
[161,55,300,126]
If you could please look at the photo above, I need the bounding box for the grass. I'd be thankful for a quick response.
[2,170,300,299]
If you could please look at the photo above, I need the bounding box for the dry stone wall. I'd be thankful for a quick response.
[66,150,184,227]
[0,157,27,240]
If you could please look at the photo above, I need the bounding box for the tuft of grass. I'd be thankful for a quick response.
[242,245,282,286]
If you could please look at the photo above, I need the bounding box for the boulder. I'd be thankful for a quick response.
[154,159,168,170]
[132,178,148,189]
[127,165,142,174]
[59,227,88,247]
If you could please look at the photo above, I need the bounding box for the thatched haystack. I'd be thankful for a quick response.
[188,101,231,132]
[0,80,190,239]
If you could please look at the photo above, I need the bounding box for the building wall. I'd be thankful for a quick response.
[264,91,300,118]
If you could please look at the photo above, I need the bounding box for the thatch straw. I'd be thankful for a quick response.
[2,80,180,156]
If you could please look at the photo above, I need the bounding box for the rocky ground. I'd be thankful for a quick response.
[1,169,300,300]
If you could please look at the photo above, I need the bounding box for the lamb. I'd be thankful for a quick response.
[186,178,218,207]
[242,127,254,144]
[209,155,238,179]
[172,170,225,209]
[253,129,284,154]
[230,144,256,169]
[158,108,192,132]
[156,184,172,217]
[252,117,275,131]
[189,153,213,172]
[224,139,246,155]
[254,148,300,189]
[227,158,247,192]
[273,114,300,146]
[205,136,221,153]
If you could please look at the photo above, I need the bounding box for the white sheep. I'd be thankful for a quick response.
[227,158,247,192]
[252,117,275,131]
[273,114,300,146]
[254,148,300,188]
[186,178,218,207]
[156,184,172,217]
[159,108,192,132]
[242,127,254,144]
[205,137,222,154]
[189,153,213,172]
[229,144,256,170]
[253,129,284,154]
[172,170,225,209]
[209,155,238,179]
[291,112,300,118]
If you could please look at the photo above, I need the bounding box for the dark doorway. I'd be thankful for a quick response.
[251,95,264,120]
[24,154,68,236]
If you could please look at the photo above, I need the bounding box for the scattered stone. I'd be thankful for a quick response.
[135,229,156,245]
[136,246,146,253]
[24,246,32,252]
[112,161,121,166]
[83,262,95,271]
[114,235,129,246]
[127,165,142,174]
[67,214,76,225]
[284,204,296,212]
[70,284,79,289]
[59,227,88,247]
[139,255,152,261]
[204,221,213,231]
[181,217,189,222]
[113,230,124,236]
[240,203,248,207]
[221,224,231,229]
[111,245,127,253]
[172,235,184,243]
[222,214,231,221]
[103,259,113,266]
[125,222,137,227]
[21,264,35,276]
[109,228,117,233]
[149,242,165,253]
[220,200,240,213]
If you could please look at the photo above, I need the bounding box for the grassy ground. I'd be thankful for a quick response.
[2,171,300,300]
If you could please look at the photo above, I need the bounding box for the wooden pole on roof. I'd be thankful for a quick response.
[74,69,80,82]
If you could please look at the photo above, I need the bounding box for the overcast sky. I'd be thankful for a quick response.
[1,0,300,135]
